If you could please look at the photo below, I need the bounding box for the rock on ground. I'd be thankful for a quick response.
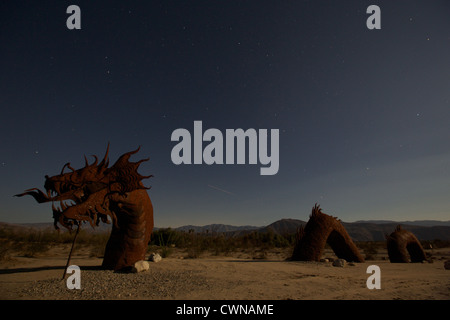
[444,260,450,270]
[149,253,162,263]
[332,259,347,267]
[133,260,150,273]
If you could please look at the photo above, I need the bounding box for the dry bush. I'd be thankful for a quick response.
[0,240,12,262]
[358,241,380,260]
[21,242,50,258]
[149,228,293,259]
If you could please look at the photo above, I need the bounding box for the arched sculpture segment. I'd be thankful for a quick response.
[291,204,364,262]
[386,225,426,263]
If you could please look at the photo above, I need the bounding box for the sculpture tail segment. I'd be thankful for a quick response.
[291,204,365,262]
[386,225,426,263]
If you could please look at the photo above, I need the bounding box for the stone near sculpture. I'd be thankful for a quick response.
[149,253,162,263]
[332,259,347,267]
[133,260,150,273]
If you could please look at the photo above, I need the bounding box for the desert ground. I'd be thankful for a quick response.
[0,244,449,300]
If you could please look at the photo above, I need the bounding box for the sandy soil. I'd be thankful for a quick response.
[0,245,449,300]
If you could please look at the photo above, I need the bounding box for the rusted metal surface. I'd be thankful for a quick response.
[386,225,427,263]
[291,204,365,262]
[15,144,154,271]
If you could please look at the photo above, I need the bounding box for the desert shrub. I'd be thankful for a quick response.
[83,232,109,258]
[0,225,113,259]
[150,228,180,246]
[159,246,173,258]
[150,228,182,258]
[252,249,268,260]
[185,246,202,259]
[0,240,12,261]
[89,242,106,258]
[210,234,236,256]
[240,230,292,249]
[358,241,380,260]
[422,239,450,249]
[184,230,206,258]
[6,224,394,260]
[22,242,50,257]
[152,228,294,255]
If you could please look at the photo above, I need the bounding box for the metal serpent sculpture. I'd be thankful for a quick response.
[386,225,426,263]
[291,204,365,262]
[15,144,154,271]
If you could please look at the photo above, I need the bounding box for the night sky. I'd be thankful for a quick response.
[1,1,450,228]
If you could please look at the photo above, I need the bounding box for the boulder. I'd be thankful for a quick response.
[149,253,162,263]
[444,260,450,270]
[132,260,150,273]
[332,259,347,267]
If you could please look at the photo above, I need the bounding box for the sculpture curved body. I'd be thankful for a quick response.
[101,189,153,269]
[386,225,426,263]
[15,145,154,271]
[291,204,364,262]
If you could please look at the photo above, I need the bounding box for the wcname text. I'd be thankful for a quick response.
[176,303,274,317]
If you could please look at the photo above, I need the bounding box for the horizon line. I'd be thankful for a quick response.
[2,218,450,229]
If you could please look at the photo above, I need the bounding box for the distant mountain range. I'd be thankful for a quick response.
[353,220,450,227]
[174,223,260,234]
[1,218,449,241]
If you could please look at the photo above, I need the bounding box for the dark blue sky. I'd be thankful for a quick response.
[1,1,450,227]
